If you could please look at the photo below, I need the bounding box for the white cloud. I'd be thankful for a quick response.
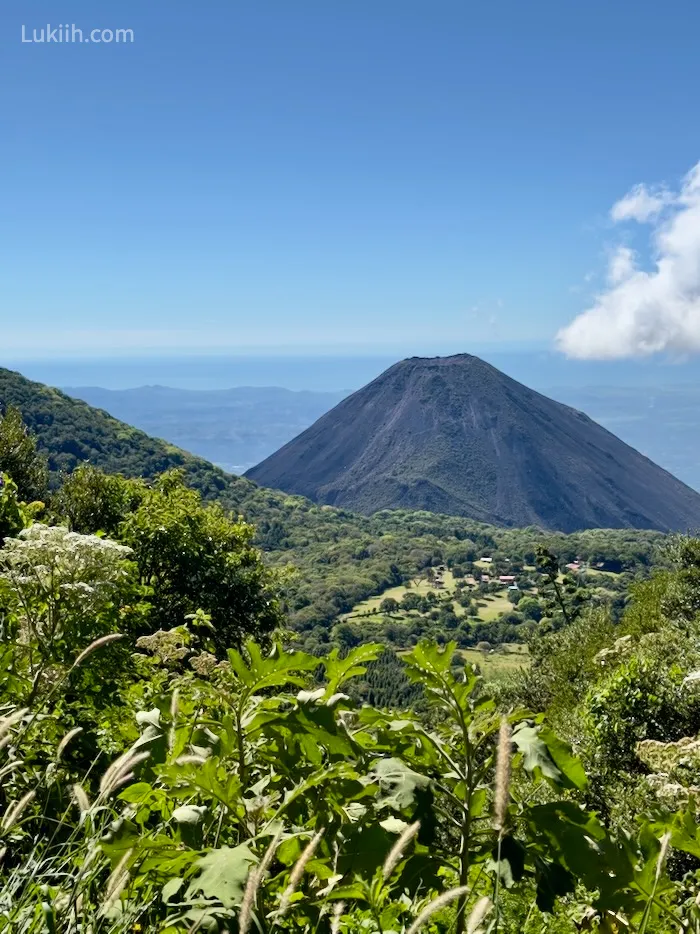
[607,246,637,285]
[557,161,700,359]
[610,183,673,223]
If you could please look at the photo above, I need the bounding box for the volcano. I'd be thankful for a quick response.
[245,354,700,532]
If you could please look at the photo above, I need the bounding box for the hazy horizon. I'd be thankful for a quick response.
[6,349,700,394]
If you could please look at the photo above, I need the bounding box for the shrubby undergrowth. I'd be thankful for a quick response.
[5,626,700,934]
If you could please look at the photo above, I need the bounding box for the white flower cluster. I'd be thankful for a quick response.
[1,525,132,583]
[638,735,700,806]
[0,524,136,645]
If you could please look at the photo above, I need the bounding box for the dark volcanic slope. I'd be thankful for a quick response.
[246,354,700,532]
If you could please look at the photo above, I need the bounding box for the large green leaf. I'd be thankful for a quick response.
[654,804,700,860]
[185,844,257,909]
[322,643,383,695]
[404,640,456,680]
[282,703,358,760]
[512,723,562,786]
[278,761,360,818]
[227,640,318,696]
[487,835,525,888]
[403,640,465,696]
[369,757,437,842]
[403,639,479,713]
[371,757,431,811]
[337,822,397,878]
[537,725,587,791]
[535,860,575,913]
[526,800,635,910]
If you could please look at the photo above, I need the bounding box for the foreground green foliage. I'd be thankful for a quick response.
[0,501,697,931]
[54,466,284,654]
[5,627,700,934]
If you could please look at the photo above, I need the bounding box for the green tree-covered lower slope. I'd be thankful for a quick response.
[0,367,668,637]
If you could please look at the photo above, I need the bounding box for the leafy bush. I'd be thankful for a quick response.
[0,404,48,503]
[1,634,699,933]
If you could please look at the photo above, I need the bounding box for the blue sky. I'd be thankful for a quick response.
[3,0,700,359]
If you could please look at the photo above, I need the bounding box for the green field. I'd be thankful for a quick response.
[341,561,618,647]
[585,567,620,579]
[347,570,460,616]
[461,644,530,678]
[474,592,514,621]
[345,567,534,630]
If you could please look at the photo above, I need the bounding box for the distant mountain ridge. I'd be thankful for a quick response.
[56,380,700,494]
[246,354,700,532]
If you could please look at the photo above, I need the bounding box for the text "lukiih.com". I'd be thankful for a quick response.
[22,24,134,44]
